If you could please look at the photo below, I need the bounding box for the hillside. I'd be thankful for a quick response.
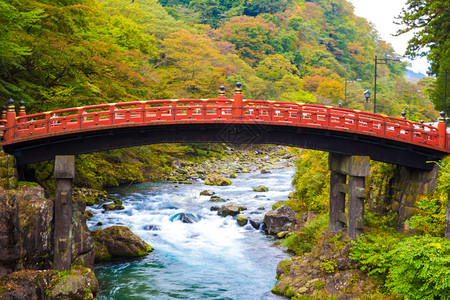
[1,0,440,189]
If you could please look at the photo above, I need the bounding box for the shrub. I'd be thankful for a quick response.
[386,236,450,300]
[407,157,450,237]
[282,213,327,255]
[290,149,329,213]
[350,233,401,283]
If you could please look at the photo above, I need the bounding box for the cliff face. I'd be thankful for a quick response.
[0,185,53,277]
[0,185,95,277]
[0,150,97,298]
[365,162,439,231]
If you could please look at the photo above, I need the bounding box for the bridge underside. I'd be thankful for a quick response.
[3,123,446,170]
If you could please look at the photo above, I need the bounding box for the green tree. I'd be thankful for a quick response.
[396,0,450,112]
[0,0,43,97]
[255,54,297,81]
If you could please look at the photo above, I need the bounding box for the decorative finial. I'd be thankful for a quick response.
[19,100,26,112]
[235,82,242,94]
[7,99,15,112]
[218,85,225,97]
[439,111,446,122]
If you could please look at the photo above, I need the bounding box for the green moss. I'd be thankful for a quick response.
[17,181,38,189]
[272,201,284,210]
[278,259,292,277]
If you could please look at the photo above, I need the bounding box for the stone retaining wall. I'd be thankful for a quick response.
[393,165,439,230]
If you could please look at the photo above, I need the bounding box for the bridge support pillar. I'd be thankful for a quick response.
[329,153,370,239]
[53,155,75,271]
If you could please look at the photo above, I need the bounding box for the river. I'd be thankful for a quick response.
[87,165,294,299]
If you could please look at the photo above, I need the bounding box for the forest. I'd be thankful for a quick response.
[1,0,443,187]
[1,0,450,298]
[0,0,440,119]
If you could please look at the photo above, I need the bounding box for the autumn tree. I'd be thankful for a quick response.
[255,54,297,81]
[219,15,282,65]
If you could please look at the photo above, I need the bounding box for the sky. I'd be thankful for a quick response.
[347,0,430,74]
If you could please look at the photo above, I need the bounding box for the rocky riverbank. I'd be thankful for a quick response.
[166,145,294,182]
[0,149,153,299]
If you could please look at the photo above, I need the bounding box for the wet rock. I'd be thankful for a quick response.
[170,213,200,223]
[261,169,271,174]
[92,226,153,262]
[263,205,295,235]
[210,206,220,211]
[85,210,94,218]
[218,202,247,217]
[204,174,232,186]
[102,203,125,212]
[200,190,215,196]
[253,185,268,192]
[96,222,103,226]
[236,215,249,226]
[143,225,162,231]
[250,219,263,230]
[210,195,226,202]
[258,206,265,210]
[288,191,295,199]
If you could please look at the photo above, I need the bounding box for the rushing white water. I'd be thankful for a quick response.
[88,166,294,299]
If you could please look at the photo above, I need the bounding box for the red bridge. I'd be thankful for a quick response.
[1,84,449,169]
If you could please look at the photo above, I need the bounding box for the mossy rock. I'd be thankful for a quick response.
[253,185,268,192]
[92,226,153,262]
[210,195,226,202]
[236,215,249,226]
[204,174,232,186]
[85,210,94,218]
[272,201,285,210]
[50,266,99,300]
[102,203,124,211]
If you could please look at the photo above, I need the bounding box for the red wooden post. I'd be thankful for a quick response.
[5,99,16,142]
[232,82,243,118]
[438,111,447,148]
[218,85,226,100]
[1,105,6,124]
[18,101,26,123]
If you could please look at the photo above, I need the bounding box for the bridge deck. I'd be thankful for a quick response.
[1,98,449,169]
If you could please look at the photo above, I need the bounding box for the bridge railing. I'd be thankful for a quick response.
[1,95,449,153]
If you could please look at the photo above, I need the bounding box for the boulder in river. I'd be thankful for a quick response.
[92,226,153,262]
[204,174,232,186]
[236,215,249,226]
[200,190,215,196]
[170,213,201,223]
[210,206,220,211]
[250,218,263,230]
[143,225,162,231]
[253,185,269,192]
[263,205,295,235]
[218,202,247,217]
[210,195,226,202]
